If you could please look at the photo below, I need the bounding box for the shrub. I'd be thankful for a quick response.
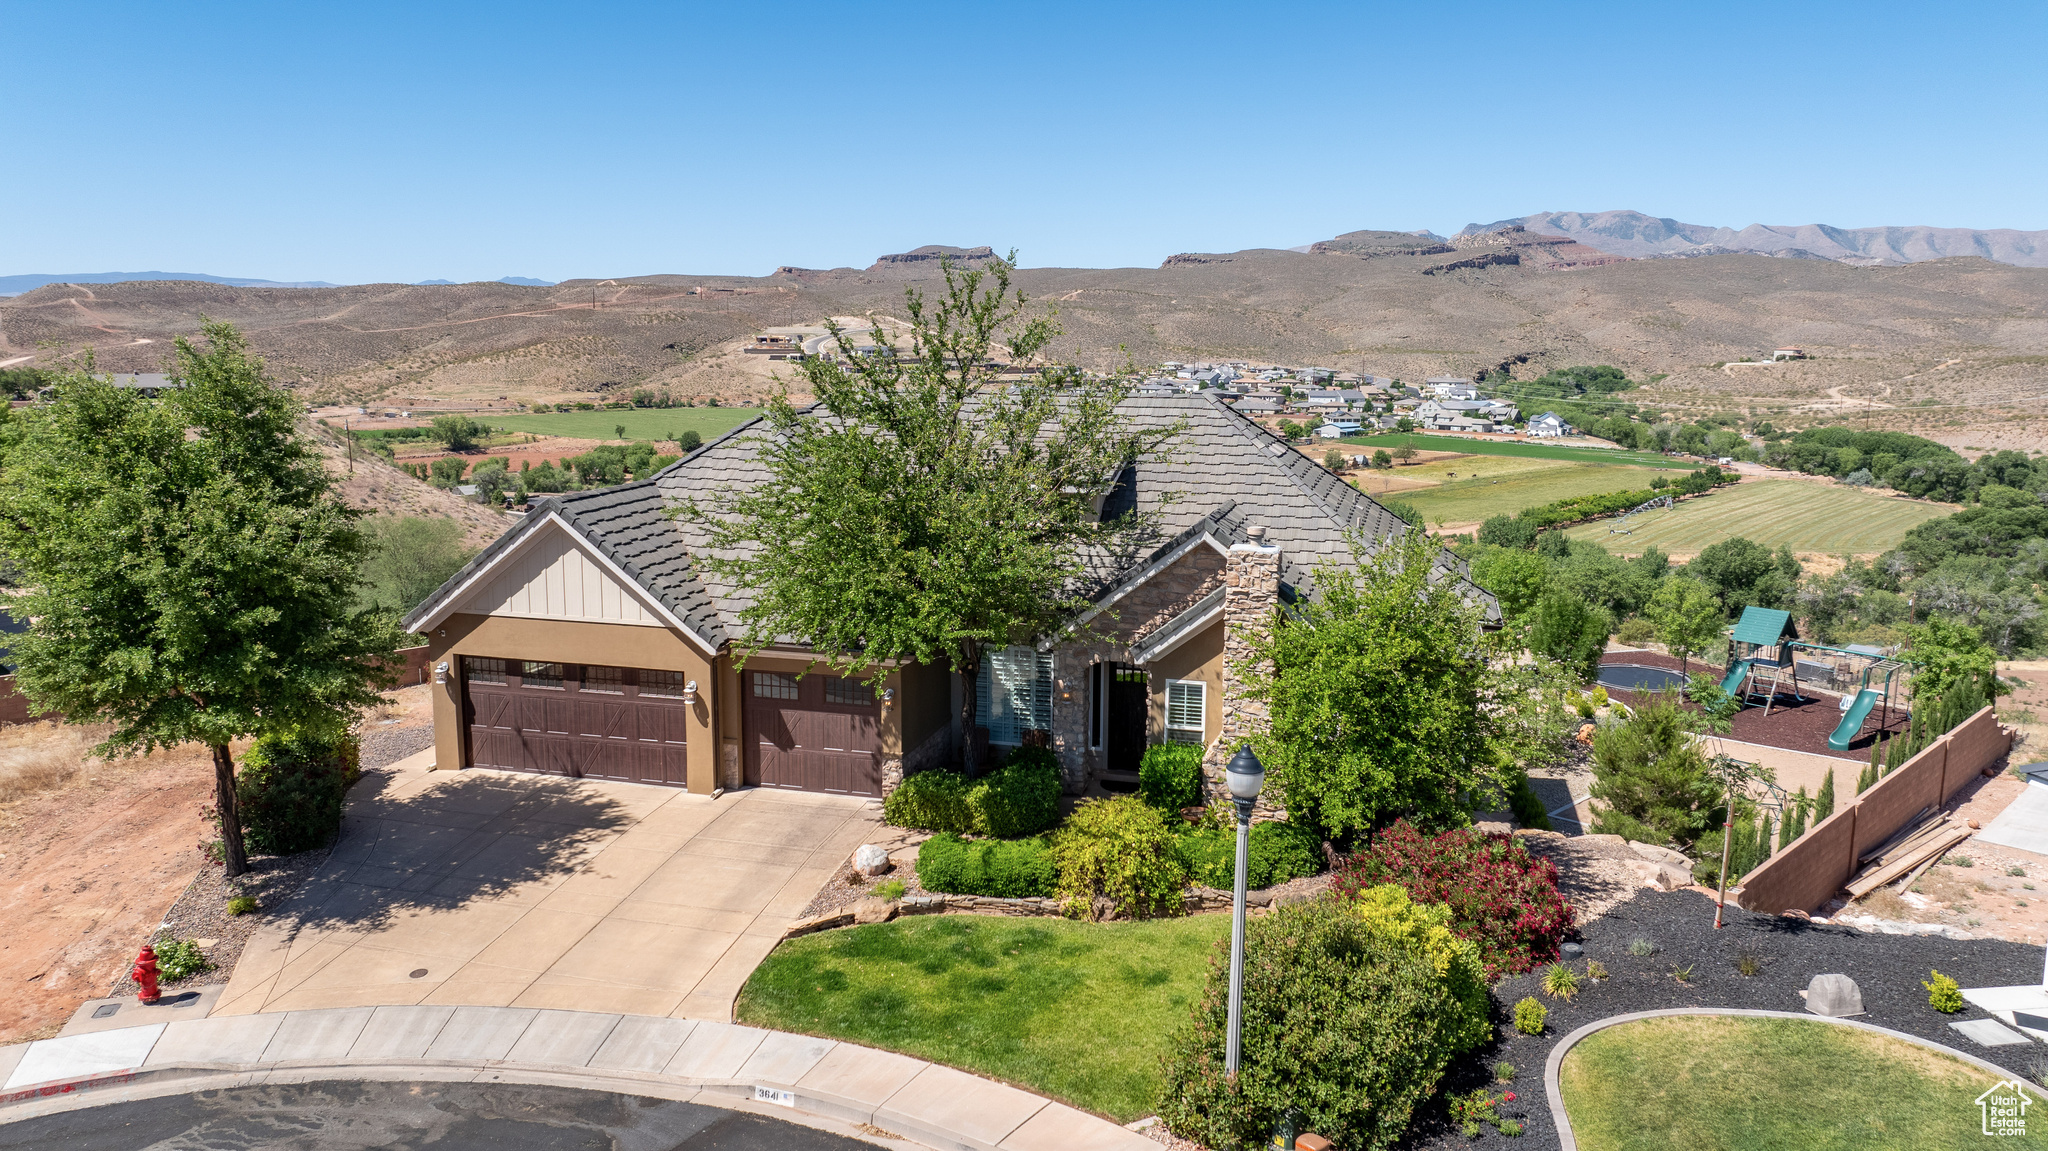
[1333,820,1573,978]
[1179,820,1326,889]
[1158,895,1490,1151]
[1541,962,1581,1000]
[1139,742,1205,812]
[1505,770,1553,831]
[154,939,213,982]
[1514,996,1548,1035]
[1925,969,1964,1013]
[967,749,1061,838]
[914,833,1056,898]
[872,878,906,902]
[884,769,976,833]
[1588,696,1720,850]
[226,895,259,916]
[235,732,360,855]
[1051,796,1190,919]
[1616,616,1656,645]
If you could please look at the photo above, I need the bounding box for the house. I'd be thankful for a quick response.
[1772,347,1807,361]
[401,393,1496,802]
[1300,389,1366,408]
[1230,396,1285,416]
[1426,376,1479,400]
[1527,411,1573,438]
[1314,420,1363,438]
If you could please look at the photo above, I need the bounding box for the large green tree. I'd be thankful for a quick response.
[682,254,1179,773]
[1647,575,1722,678]
[0,323,406,875]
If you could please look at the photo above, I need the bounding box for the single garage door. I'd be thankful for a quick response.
[462,657,691,787]
[744,670,883,795]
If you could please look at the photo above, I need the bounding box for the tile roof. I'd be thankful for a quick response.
[405,393,1498,645]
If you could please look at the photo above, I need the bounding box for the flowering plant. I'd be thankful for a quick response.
[1333,820,1574,978]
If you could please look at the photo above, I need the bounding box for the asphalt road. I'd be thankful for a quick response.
[0,1080,879,1150]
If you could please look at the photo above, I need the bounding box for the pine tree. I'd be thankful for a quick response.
[1857,760,1877,794]
[1780,788,1809,848]
[1816,769,1836,821]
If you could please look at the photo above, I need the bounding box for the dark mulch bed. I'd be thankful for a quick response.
[1404,888,2045,1150]
[1599,651,1907,759]
[105,726,433,998]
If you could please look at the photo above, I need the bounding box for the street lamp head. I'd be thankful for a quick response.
[1225,745,1265,802]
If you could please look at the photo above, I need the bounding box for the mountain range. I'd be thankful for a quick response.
[1460,211,2048,267]
[0,272,555,296]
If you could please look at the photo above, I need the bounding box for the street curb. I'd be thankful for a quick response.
[1542,1007,2032,1150]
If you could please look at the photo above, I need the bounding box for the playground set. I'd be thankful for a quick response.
[1719,607,1916,751]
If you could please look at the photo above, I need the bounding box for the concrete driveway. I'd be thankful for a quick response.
[214,753,878,1022]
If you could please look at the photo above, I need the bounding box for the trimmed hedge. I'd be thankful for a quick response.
[884,748,1061,839]
[1178,820,1325,889]
[1139,742,1205,812]
[914,833,1057,898]
[235,733,361,856]
[1158,889,1491,1150]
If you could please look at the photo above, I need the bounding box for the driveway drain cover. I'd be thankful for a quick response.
[409,969,429,979]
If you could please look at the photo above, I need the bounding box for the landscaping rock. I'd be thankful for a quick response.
[1627,841,1690,867]
[1623,858,1694,891]
[852,896,898,925]
[1805,973,1865,1017]
[852,844,893,877]
[783,910,855,939]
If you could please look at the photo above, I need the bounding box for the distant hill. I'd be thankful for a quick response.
[1460,210,2048,267]
[0,271,340,296]
[415,277,556,287]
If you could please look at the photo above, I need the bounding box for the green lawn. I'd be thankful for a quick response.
[1563,480,1954,555]
[1338,432,1680,469]
[736,914,1229,1121]
[1386,461,1685,525]
[1560,1014,2047,1149]
[482,407,762,442]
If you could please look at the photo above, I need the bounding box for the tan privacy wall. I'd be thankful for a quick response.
[1737,706,2009,915]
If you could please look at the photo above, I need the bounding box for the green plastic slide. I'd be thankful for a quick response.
[1720,660,1753,698]
[1829,688,1882,751]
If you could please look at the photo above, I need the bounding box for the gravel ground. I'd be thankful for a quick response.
[1408,888,2046,1150]
[103,725,433,999]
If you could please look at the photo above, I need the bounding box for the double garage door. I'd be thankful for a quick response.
[744,670,884,796]
[463,658,692,786]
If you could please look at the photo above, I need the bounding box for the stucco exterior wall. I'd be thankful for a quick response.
[421,613,720,792]
[1147,619,1226,749]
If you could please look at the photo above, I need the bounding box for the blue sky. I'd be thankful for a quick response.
[6,0,2043,283]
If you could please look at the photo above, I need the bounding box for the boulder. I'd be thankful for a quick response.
[1627,841,1690,867]
[852,897,898,925]
[852,844,893,877]
[1624,859,1693,890]
[1806,973,1864,1017]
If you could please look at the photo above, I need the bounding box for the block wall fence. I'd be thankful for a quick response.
[1736,706,2010,915]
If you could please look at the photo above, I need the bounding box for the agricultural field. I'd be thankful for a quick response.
[1372,461,1689,525]
[1337,431,1681,469]
[1563,479,1954,556]
[483,407,762,442]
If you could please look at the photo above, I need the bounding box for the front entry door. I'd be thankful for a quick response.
[1105,663,1148,775]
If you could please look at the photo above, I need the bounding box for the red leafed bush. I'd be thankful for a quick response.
[1332,820,1574,979]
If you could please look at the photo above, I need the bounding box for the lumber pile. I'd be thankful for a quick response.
[1846,811,1973,899]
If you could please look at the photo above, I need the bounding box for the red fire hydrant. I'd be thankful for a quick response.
[132,945,162,1005]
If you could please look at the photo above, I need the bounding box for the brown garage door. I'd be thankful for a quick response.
[462,658,691,787]
[744,670,883,795]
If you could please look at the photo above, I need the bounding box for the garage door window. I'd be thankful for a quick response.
[824,677,874,706]
[580,666,625,693]
[521,662,565,689]
[466,657,508,685]
[976,646,1053,746]
[753,671,800,699]
[641,670,690,698]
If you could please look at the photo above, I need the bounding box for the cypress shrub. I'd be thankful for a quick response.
[914,833,1056,898]
[236,732,360,855]
[1139,742,1205,812]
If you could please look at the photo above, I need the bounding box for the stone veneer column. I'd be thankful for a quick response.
[1204,533,1283,814]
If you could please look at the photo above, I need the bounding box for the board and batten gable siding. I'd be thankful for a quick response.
[453,519,666,626]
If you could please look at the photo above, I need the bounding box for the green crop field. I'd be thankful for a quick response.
[1338,431,1680,469]
[483,407,762,442]
[1563,480,1954,555]
[1376,461,1687,525]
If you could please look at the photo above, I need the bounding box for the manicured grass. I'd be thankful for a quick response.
[1338,431,1681,468]
[1563,480,1954,556]
[736,914,1229,1121]
[482,407,762,442]
[1385,461,1684,524]
[1559,1014,2047,1150]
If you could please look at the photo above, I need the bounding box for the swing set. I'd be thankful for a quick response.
[1719,606,1916,750]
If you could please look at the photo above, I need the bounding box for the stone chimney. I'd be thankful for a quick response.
[1205,527,1283,813]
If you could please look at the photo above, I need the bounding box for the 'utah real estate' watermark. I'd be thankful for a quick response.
[1978,1080,2031,1137]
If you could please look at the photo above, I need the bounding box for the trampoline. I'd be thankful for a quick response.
[1597,664,1687,692]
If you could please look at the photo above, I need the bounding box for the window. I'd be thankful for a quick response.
[824,677,873,706]
[1166,679,1206,743]
[580,665,625,693]
[1088,662,1103,748]
[752,671,799,700]
[976,646,1053,745]
[521,661,565,689]
[465,657,508,685]
[640,670,690,698]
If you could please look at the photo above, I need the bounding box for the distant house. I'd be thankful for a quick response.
[1527,412,1573,438]
[106,373,184,397]
[1426,376,1478,400]
[1301,389,1366,408]
[1234,397,1286,416]
[1772,347,1808,361]
[1314,420,1363,438]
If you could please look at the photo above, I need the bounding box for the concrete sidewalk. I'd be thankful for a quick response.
[215,751,879,1023]
[0,1005,1154,1151]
